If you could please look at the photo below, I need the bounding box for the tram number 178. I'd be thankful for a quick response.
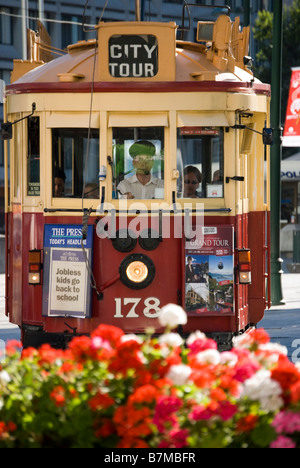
[114,297,161,319]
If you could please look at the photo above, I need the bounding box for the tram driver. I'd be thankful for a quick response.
[117,140,164,199]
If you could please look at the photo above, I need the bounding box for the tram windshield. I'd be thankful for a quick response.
[113,127,164,200]
[177,127,224,199]
[52,128,99,198]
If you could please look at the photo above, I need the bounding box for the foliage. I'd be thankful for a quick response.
[1,304,300,448]
[253,1,300,126]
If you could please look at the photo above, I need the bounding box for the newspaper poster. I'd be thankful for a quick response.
[42,224,93,318]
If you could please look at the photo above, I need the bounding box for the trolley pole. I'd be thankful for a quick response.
[135,0,141,21]
[270,0,285,305]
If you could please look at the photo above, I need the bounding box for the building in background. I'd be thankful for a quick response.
[0,0,277,234]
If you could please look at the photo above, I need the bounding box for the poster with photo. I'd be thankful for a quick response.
[185,226,234,316]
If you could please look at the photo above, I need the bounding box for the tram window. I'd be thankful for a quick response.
[52,128,99,198]
[27,117,40,196]
[177,127,224,199]
[113,127,164,200]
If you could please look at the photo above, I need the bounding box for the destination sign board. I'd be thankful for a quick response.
[108,34,158,78]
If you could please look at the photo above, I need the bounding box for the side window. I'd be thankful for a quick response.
[27,117,40,196]
[113,127,164,200]
[177,127,224,199]
[52,128,99,198]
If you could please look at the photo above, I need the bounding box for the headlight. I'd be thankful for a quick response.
[126,261,148,283]
[119,254,155,290]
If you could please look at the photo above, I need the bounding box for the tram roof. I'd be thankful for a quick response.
[7,18,270,95]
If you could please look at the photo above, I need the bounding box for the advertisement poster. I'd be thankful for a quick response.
[42,224,93,318]
[283,67,300,147]
[185,226,234,316]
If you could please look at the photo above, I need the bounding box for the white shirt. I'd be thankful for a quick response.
[117,174,164,199]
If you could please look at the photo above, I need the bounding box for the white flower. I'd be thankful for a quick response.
[220,351,239,367]
[196,349,221,366]
[158,304,188,329]
[240,370,283,412]
[0,370,11,385]
[166,364,192,386]
[259,342,288,356]
[232,334,250,349]
[121,334,143,344]
[158,333,184,347]
[186,330,207,345]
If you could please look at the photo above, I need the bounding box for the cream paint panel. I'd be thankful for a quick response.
[108,113,169,127]
[224,129,238,216]
[248,115,267,213]
[8,91,268,115]
[40,92,228,113]
[46,112,100,128]
[227,93,268,113]
[177,112,229,127]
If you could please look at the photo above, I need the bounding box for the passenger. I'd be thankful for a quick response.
[54,167,66,197]
[84,183,99,199]
[183,166,202,198]
[117,140,164,199]
[212,170,222,183]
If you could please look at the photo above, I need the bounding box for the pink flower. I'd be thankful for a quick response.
[270,436,296,449]
[153,396,182,431]
[188,338,217,355]
[234,362,260,383]
[158,428,189,448]
[272,411,300,434]
[190,405,213,421]
[218,401,238,421]
[154,395,183,418]
[90,336,112,351]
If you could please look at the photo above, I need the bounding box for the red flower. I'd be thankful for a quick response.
[91,324,124,346]
[38,344,65,366]
[113,405,152,440]
[291,380,300,403]
[50,386,66,407]
[68,336,93,362]
[0,421,17,440]
[250,329,270,345]
[5,340,22,356]
[88,391,114,411]
[271,356,300,392]
[129,384,159,405]
[117,437,150,448]
[94,418,115,438]
[236,415,259,433]
[109,341,144,374]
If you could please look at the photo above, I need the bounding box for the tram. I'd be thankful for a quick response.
[1,5,272,349]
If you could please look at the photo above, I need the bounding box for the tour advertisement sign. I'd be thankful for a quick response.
[42,225,93,318]
[283,67,300,147]
[185,226,234,316]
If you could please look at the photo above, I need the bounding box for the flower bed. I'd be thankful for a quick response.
[1,304,300,448]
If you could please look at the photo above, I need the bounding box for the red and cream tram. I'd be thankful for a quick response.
[2,9,272,349]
